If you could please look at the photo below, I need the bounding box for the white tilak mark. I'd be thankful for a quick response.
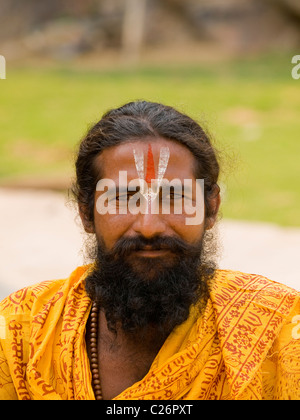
[133,149,144,180]
[157,147,170,186]
[133,148,145,194]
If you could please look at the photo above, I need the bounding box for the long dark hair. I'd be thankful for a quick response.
[72,100,220,227]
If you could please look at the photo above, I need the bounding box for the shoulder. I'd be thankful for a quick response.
[0,279,64,317]
[208,270,300,399]
[0,265,91,318]
[213,269,299,294]
[210,269,299,328]
[213,269,300,298]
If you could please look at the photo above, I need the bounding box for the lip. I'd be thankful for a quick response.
[134,249,171,257]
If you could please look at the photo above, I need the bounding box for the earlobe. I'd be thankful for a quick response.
[205,187,221,230]
[78,204,95,233]
[83,222,95,234]
[205,215,217,230]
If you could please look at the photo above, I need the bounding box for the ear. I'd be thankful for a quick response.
[205,186,221,230]
[78,204,95,233]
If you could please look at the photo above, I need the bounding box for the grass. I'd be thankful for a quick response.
[0,53,299,226]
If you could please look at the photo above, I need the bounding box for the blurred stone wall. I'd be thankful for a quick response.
[0,0,299,61]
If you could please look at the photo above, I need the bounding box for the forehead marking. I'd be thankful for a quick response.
[157,146,170,183]
[132,148,144,180]
[133,145,170,184]
[132,144,170,200]
[145,144,155,184]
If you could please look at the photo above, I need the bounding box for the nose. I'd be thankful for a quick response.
[131,211,167,239]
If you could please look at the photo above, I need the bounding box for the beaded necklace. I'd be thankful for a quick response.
[89,302,103,400]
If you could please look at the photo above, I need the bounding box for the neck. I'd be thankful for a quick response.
[86,307,170,399]
[98,309,170,356]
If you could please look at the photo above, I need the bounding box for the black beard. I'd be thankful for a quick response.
[85,233,216,336]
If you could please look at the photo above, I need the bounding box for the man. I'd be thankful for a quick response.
[0,100,299,400]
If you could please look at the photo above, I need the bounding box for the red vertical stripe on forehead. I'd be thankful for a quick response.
[145,143,155,183]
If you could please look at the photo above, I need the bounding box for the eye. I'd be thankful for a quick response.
[160,186,184,201]
[116,191,137,203]
[164,193,183,200]
[116,194,128,202]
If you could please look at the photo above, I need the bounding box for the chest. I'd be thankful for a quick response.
[97,344,156,400]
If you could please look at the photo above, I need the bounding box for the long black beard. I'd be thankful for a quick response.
[85,233,216,336]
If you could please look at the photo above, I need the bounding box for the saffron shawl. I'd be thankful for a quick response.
[0,266,299,400]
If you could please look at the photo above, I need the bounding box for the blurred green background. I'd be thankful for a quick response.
[0,0,300,227]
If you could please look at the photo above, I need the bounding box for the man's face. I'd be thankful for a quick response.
[82,137,220,334]
[92,137,209,258]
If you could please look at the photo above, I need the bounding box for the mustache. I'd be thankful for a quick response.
[103,234,202,259]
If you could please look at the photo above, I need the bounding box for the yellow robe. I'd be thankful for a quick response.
[0,265,299,400]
